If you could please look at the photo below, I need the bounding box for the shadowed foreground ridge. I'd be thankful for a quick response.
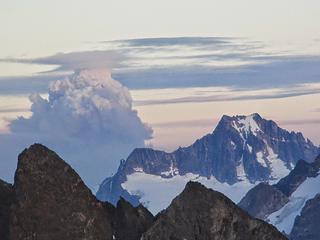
[8,144,154,240]
[142,181,287,240]
[0,179,14,240]
[0,144,287,240]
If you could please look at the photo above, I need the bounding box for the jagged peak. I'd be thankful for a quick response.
[129,147,168,157]
[183,181,224,199]
[215,113,265,138]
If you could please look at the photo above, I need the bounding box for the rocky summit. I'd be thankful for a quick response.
[274,156,320,196]
[239,155,320,238]
[4,144,154,240]
[238,182,289,220]
[97,113,319,212]
[0,143,289,240]
[142,181,287,240]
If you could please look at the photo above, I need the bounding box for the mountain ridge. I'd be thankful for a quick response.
[142,181,287,240]
[0,144,287,240]
[97,113,319,213]
[239,155,320,238]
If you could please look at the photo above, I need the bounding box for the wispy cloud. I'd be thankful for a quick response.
[132,83,320,106]
[0,107,29,113]
[0,37,320,99]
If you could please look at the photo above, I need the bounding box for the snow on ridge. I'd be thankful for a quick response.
[231,114,262,140]
[265,142,290,179]
[161,159,179,177]
[256,151,268,167]
[236,157,246,181]
[122,172,255,214]
[133,167,144,172]
[268,172,320,234]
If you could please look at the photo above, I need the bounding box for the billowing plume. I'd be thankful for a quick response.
[0,69,152,188]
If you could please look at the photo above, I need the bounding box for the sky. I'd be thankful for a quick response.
[0,0,320,187]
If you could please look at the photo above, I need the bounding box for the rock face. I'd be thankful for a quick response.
[10,144,113,240]
[112,198,154,240]
[238,155,320,237]
[290,194,320,240]
[1,143,289,240]
[274,156,320,196]
[238,182,289,219]
[0,180,14,240]
[142,182,287,240]
[97,113,319,209]
[8,144,154,240]
[239,156,320,220]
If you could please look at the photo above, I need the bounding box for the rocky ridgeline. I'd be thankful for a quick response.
[1,144,153,240]
[97,113,319,208]
[142,182,287,240]
[0,144,287,240]
[239,155,320,240]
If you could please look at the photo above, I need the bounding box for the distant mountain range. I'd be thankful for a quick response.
[0,144,286,240]
[96,113,319,213]
[239,155,320,239]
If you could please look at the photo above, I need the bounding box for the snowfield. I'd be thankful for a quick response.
[268,172,320,234]
[122,172,256,214]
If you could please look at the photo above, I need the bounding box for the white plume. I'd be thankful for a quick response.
[0,69,152,188]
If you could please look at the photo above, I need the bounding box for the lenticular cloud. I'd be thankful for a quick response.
[0,69,152,188]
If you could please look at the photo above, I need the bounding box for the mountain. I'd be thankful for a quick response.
[238,182,289,220]
[0,179,14,240]
[290,193,320,240]
[0,144,288,240]
[97,113,319,213]
[6,144,154,240]
[274,157,320,196]
[239,155,320,238]
[142,181,287,240]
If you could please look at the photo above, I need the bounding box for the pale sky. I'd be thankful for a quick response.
[2,0,320,226]
[0,1,320,183]
[1,0,320,59]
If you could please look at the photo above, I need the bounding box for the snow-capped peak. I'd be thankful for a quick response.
[97,113,319,215]
[231,113,262,137]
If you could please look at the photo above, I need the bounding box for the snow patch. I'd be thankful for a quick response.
[256,151,267,167]
[161,160,179,177]
[230,140,236,149]
[236,158,246,181]
[133,167,144,172]
[268,173,320,234]
[247,144,252,153]
[265,143,290,179]
[122,172,255,214]
[238,115,261,136]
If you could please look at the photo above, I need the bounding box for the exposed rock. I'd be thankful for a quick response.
[275,156,320,196]
[96,159,141,207]
[290,194,320,240]
[238,182,289,219]
[112,197,154,240]
[142,182,287,240]
[97,114,319,207]
[10,144,113,240]
[0,179,14,240]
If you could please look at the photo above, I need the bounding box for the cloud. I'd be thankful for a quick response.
[0,74,61,95]
[151,119,217,129]
[0,69,152,188]
[2,37,320,96]
[110,37,231,47]
[132,84,320,106]
[0,107,29,113]
[2,50,125,73]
